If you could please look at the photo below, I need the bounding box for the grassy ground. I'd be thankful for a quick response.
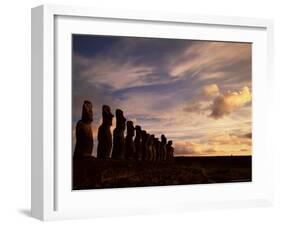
[73,156,252,190]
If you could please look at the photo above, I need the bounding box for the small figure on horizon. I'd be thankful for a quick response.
[97,105,114,159]
[166,140,174,160]
[73,100,94,159]
[134,125,142,160]
[112,109,126,160]
[125,121,136,160]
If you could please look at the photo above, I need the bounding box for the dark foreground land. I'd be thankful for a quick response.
[73,156,251,190]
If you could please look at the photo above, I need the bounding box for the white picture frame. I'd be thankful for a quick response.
[31,4,274,221]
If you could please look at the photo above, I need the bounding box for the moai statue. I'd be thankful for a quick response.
[111,109,126,160]
[145,133,153,160]
[73,100,94,159]
[160,134,167,160]
[150,135,156,161]
[125,121,136,160]
[154,137,160,160]
[97,105,114,159]
[166,140,174,160]
[134,125,142,160]
[146,134,153,161]
[141,130,148,160]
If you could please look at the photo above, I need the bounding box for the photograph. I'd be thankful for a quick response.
[72,34,252,190]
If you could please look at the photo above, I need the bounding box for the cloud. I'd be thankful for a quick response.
[242,132,252,139]
[240,148,250,152]
[73,54,155,91]
[169,42,251,78]
[173,131,252,156]
[204,148,218,154]
[174,141,203,156]
[209,86,251,119]
[201,84,220,98]
[183,102,205,114]
[182,84,219,114]
[208,132,252,146]
[174,140,226,156]
[197,72,225,82]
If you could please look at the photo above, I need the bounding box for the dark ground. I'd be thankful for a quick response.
[73,156,252,190]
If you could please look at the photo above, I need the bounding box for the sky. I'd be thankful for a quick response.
[72,34,252,156]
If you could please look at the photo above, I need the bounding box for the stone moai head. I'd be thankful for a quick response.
[81,100,93,123]
[102,105,114,126]
[151,135,155,144]
[157,139,161,147]
[154,137,159,145]
[116,109,126,130]
[135,125,141,137]
[161,134,167,145]
[141,130,147,141]
[168,140,173,146]
[127,121,135,137]
[146,133,151,142]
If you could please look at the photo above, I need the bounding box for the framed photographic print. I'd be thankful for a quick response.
[31,4,274,221]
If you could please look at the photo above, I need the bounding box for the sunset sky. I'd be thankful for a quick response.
[72,35,252,156]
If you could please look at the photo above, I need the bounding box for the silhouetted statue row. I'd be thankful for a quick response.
[74,101,174,161]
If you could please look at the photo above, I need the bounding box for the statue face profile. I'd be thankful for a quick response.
[82,100,93,123]
[116,109,126,130]
[161,134,167,144]
[127,121,135,137]
[102,105,114,126]
[135,125,141,135]
[141,130,147,139]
